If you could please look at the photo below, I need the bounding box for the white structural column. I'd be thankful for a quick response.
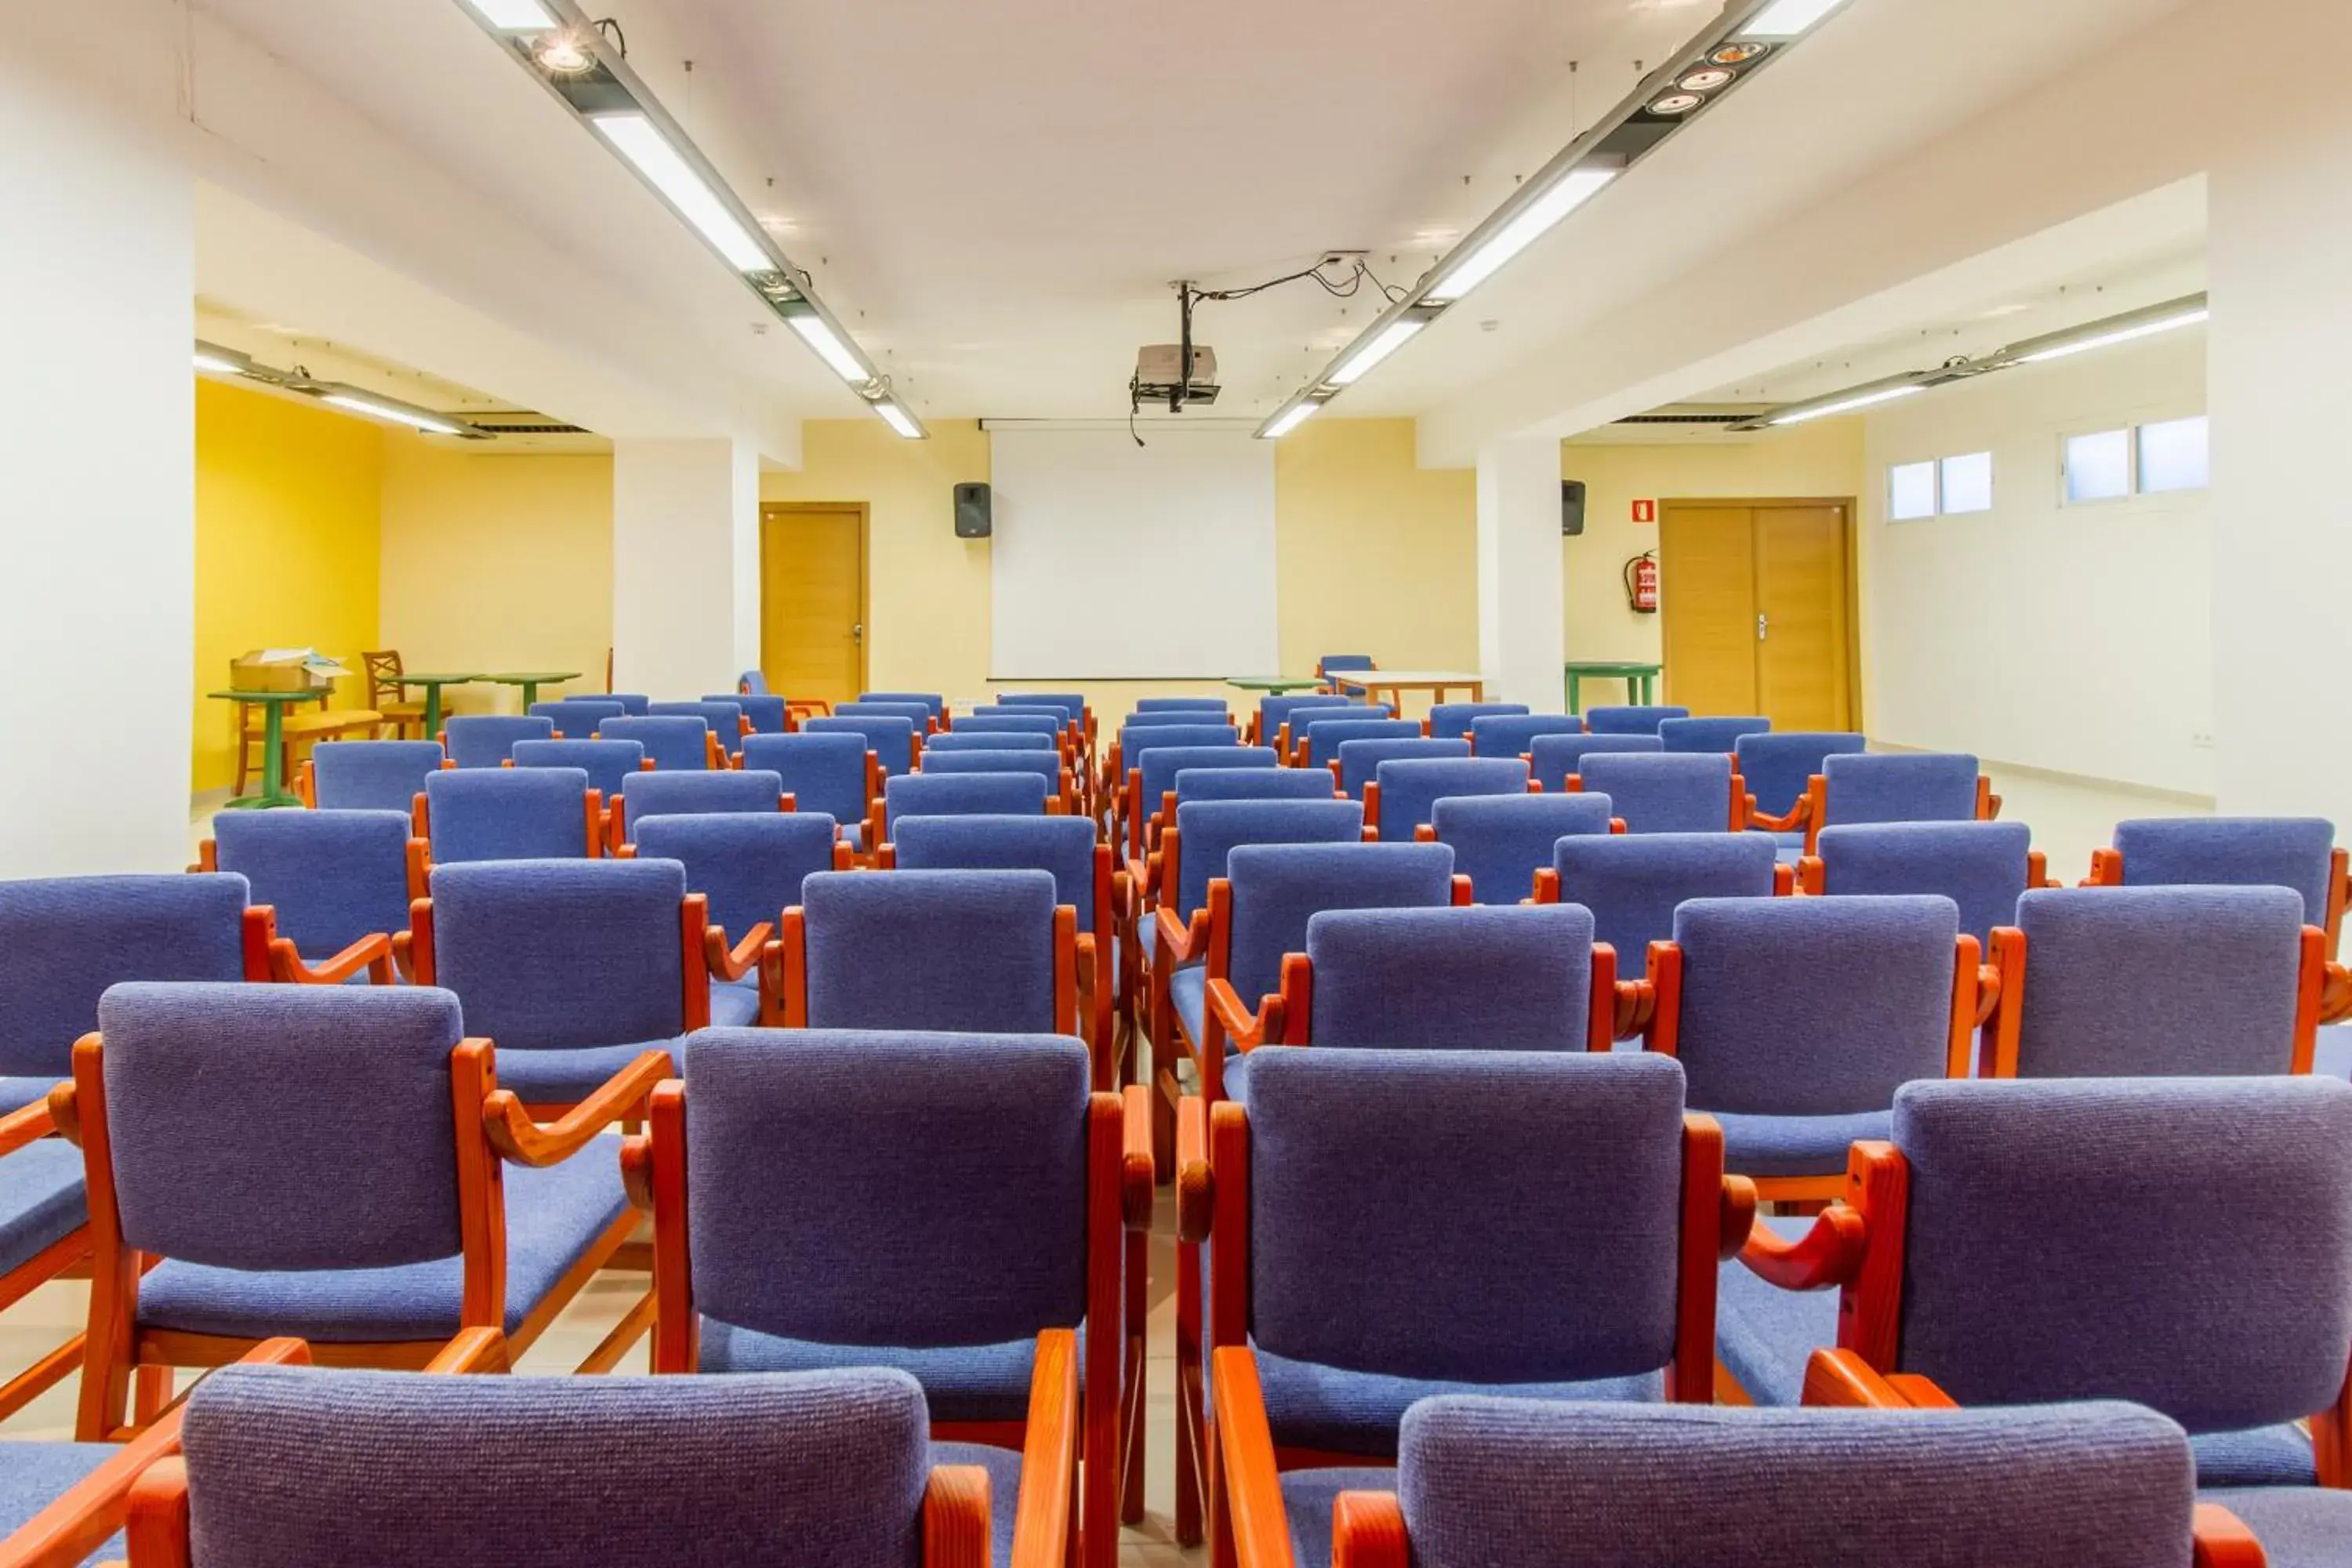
[1476,435,1567,710]
[612,438,761,699]
[2207,75,2352,820]
[0,31,194,874]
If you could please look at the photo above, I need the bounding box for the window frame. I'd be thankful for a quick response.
[2059,413,2209,508]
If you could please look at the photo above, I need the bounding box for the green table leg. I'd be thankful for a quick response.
[518,681,541,708]
[423,684,444,737]
[1567,671,1582,716]
[1639,672,1655,705]
[225,702,301,809]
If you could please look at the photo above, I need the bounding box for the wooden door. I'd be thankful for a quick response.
[1657,504,1759,714]
[1657,499,1853,728]
[760,505,866,705]
[1753,503,1853,729]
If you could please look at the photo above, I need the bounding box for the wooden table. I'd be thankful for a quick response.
[1563,660,1661,713]
[1224,676,1329,694]
[395,673,481,736]
[483,670,583,710]
[1336,670,1486,710]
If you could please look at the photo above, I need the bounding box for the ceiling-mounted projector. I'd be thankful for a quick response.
[1132,343,1220,410]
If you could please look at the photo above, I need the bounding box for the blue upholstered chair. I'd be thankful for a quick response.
[598,714,721,771]
[1736,730,1867,837]
[1660,714,1771,753]
[742,731,881,851]
[988,699,1085,750]
[715,691,789,735]
[413,858,746,1105]
[1107,723,1239,825]
[927,729,1055,753]
[1534,833,1788,982]
[421,767,602,864]
[1254,693,1352,748]
[66,982,652,1438]
[918,749,1073,811]
[1316,653,1375,693]
[1572,752,1737,833]
[1173,766,1338,808]
[612,768,787,851]
[527,698,625,739]
[1715,1073,2352,1555]
[1983,884,2324,1078]
[1804,820,2043,948]
[301,739,445,811]
[1365,756,1528,843]
[839,700,939,737]
[1427,791,1616,905]
[1295,717,1419,772]
[877,772,1051,844]
[204,810,411,983]
[606,692,652,715]
[764,870,1076,1036]
[511,738,648,806]
[630,814,845,990]
[1137,698,1230,713]
[1133,746,1277,853]
[1634,894,1974,1199]
[1426,702,1529,740]
[1526,731,1661,792]
[650,700,749,759]
[1231,1396,2242,1568]
[1584,704,1690,735]
[1468,713,1582,759]
[1179,1049,1737,1552]
[804,714,918,778]
[858,690,944,720]
[1802,751,1994,855]
[441,714,554,769]
[1335,738,1468,801]
[736,669,769,695]
[953,711,1063,745]
[634,1030,1139,1568]
[2096,815,2347,955]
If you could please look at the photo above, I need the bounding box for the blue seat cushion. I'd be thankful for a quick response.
[1714,1218,1837,1407]
[136,1138,629,1341]
[491,985,754,1103]
[2195,1486,2352,1568]
[0,1140,87,1281]
[1279,1465,1394,1568]
[1252,1344,1663,1457]
[1170,964,1207,1051]
[931,1440,1020,1568]
[2190,1425,2318,1488]
[840,822,866,853]
[0,1078,60,1116]
[699,1323,1045,1424]
[0,1440,118,1558]
[1715,1109,1891,1180]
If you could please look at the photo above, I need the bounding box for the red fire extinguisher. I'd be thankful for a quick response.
[1624,550,1660,614]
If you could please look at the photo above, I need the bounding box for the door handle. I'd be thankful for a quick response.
[1757,613,1768,642]
[852,623,864,644]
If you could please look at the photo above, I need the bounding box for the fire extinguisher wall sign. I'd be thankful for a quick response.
[1625,550,1659,614]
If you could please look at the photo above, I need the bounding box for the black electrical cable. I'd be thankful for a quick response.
[593,16,627,55]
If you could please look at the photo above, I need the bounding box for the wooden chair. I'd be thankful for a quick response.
[361,651,429,740]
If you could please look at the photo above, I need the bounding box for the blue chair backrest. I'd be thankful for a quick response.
[619,769,786,833]
[1395,1396,2196,1568]
[1890,1075,2352,1434]
[858,691,943,719]
[1226,842,1455,1003]
[1141,746,1276,815]
[310,740,448,812]
[916,750,1062,790]
[1338,738,1470,800]
[1432,793,1614,906]
[682,1031,1087,1346]
[804,716,916,777]
[1527,732,1661,792]
[800,870,1059,1031]
[1124,708,1240,731]
[1469,713,1582,758]
[716,692,789,735]
[633,813,837,939]
[893,815,1098,929]
[1303,717,1421,772]
[1584,704,1690,735]
[1173,799,1366,920]
[1816,821,2031,949]
[736,669,770,695]
[214,810,410,960]
[1660,715,1771,753]
[182,1363,936,1566]
[1004,691,1086,721]
[649,701,746,757]
[1118,724,1240,766]
[424,768,591,863]
[1555,833,1779,960]
[1245,1049,1686,1384]
[2113,816,2338,925]
[99,984,461,1269]
[597,716,713,772]
[1736,731,1867,818]
[1577,753,1731,833]
[606,693,652,715]
[2013,885,2307,1077]
[430,858,686,1051]
[1174,767,1336,808]
[952,713,1061,741]
[741,733,871,828]
[1427,702,1530,740]
[511,739,644,801]
[1671,894,1957,1116]
[926,730,1054,753]
[838,701,936,732]
[1317,654,1375,686]
[1822,752,1981,826]
[1258,694,1353,736]
[1372,757,1526,841]
[443,715,555,769]
[528,699,626,739]
[0,874,251,1080]
[883,771,1047,833]
[1135,698,1229,713]
[1304,904,1595,1050]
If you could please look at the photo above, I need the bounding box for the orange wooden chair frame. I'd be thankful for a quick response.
[607,785,794,857]
[622,1077,1156,1568]
[757,902,1081,1042]
[56,1029,662,1443]
[1551,768,1751,831]
[1361,775,1537,844]
[1758,770,2000,856]
[2086,843,2352,963]
[0,1093,113,1432]
[1795,846,2056,898]
[191,844,407,985]
[409,784,607,864]
[1529,855,1791,910]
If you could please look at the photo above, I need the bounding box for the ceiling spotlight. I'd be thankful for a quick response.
[1709,42,1772,65]
[1677,67,1736,91]
[1650,92,1704,115]
[532,31,594,72]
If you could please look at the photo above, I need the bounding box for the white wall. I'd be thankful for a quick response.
[1861,329,2211,794]
[612,439,760,699]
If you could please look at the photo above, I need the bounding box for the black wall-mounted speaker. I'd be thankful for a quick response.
[954,481,992,539]
[1561,480,1587,536]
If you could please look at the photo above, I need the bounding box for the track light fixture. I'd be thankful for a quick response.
[192,339,493,438]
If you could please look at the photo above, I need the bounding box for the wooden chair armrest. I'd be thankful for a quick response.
[1156,905,1208,966]
[1008,1329,1079,1568]
[1717,1174,1759,1261]
[1974,962,2003,1027]
[1800,1348,1921,1409]
[1176,1096,1213,1243]
[2324,960,2352,1026]
[703,920,773,984]
[1743,1206,1868,1290]
[483,1049,671,1167]
[2192,1503,2269,1566]
[1212,1346,1295,1568]
[1120,1084,1155,1229]
[1530,867,1560,904]
[268,931,394,985]
[1612,978,1654,1040]
[0,1095,60,1159]
[1330,1492,1409,1568]
[923,1465,993,1568]
[424,1327,508,1374]
[1207,976,1280,1052]
[1747,797,1813,833]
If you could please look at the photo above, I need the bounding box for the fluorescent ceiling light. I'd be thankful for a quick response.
[873,401,924,440]
[788,313,873,384]
[1327,319,1428,387]
[1740,0,1842,38]
[1261,402,1321,440]
[2015,307,2209,364]
[463,0,557,28]
[321,393,463,435]
[1771,383,1922,425]
[590,113,773,274]
[193,350,245,376]
[1425,166,1617,303]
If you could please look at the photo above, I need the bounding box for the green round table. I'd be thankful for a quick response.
[1224,676,1328,694]
[208,690,318,810]
[483,670,583,710]
[1564,660,1662,713]
[395,673,481,737]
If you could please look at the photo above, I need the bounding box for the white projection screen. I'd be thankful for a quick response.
[988,426,1279,678]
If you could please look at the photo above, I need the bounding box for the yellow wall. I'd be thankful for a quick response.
[378,445,615,715]
[192,380,384,791]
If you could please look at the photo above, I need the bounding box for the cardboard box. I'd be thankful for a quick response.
[230,648,350,694]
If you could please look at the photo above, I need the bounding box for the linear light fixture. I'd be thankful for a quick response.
[1769,379,1927,426]
[194,339,492,437]
[321,393,466,435]
[452,0,925,438]
[1255,0,1855,437]
[193,347,251,376]
[2008,297,2210,364]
